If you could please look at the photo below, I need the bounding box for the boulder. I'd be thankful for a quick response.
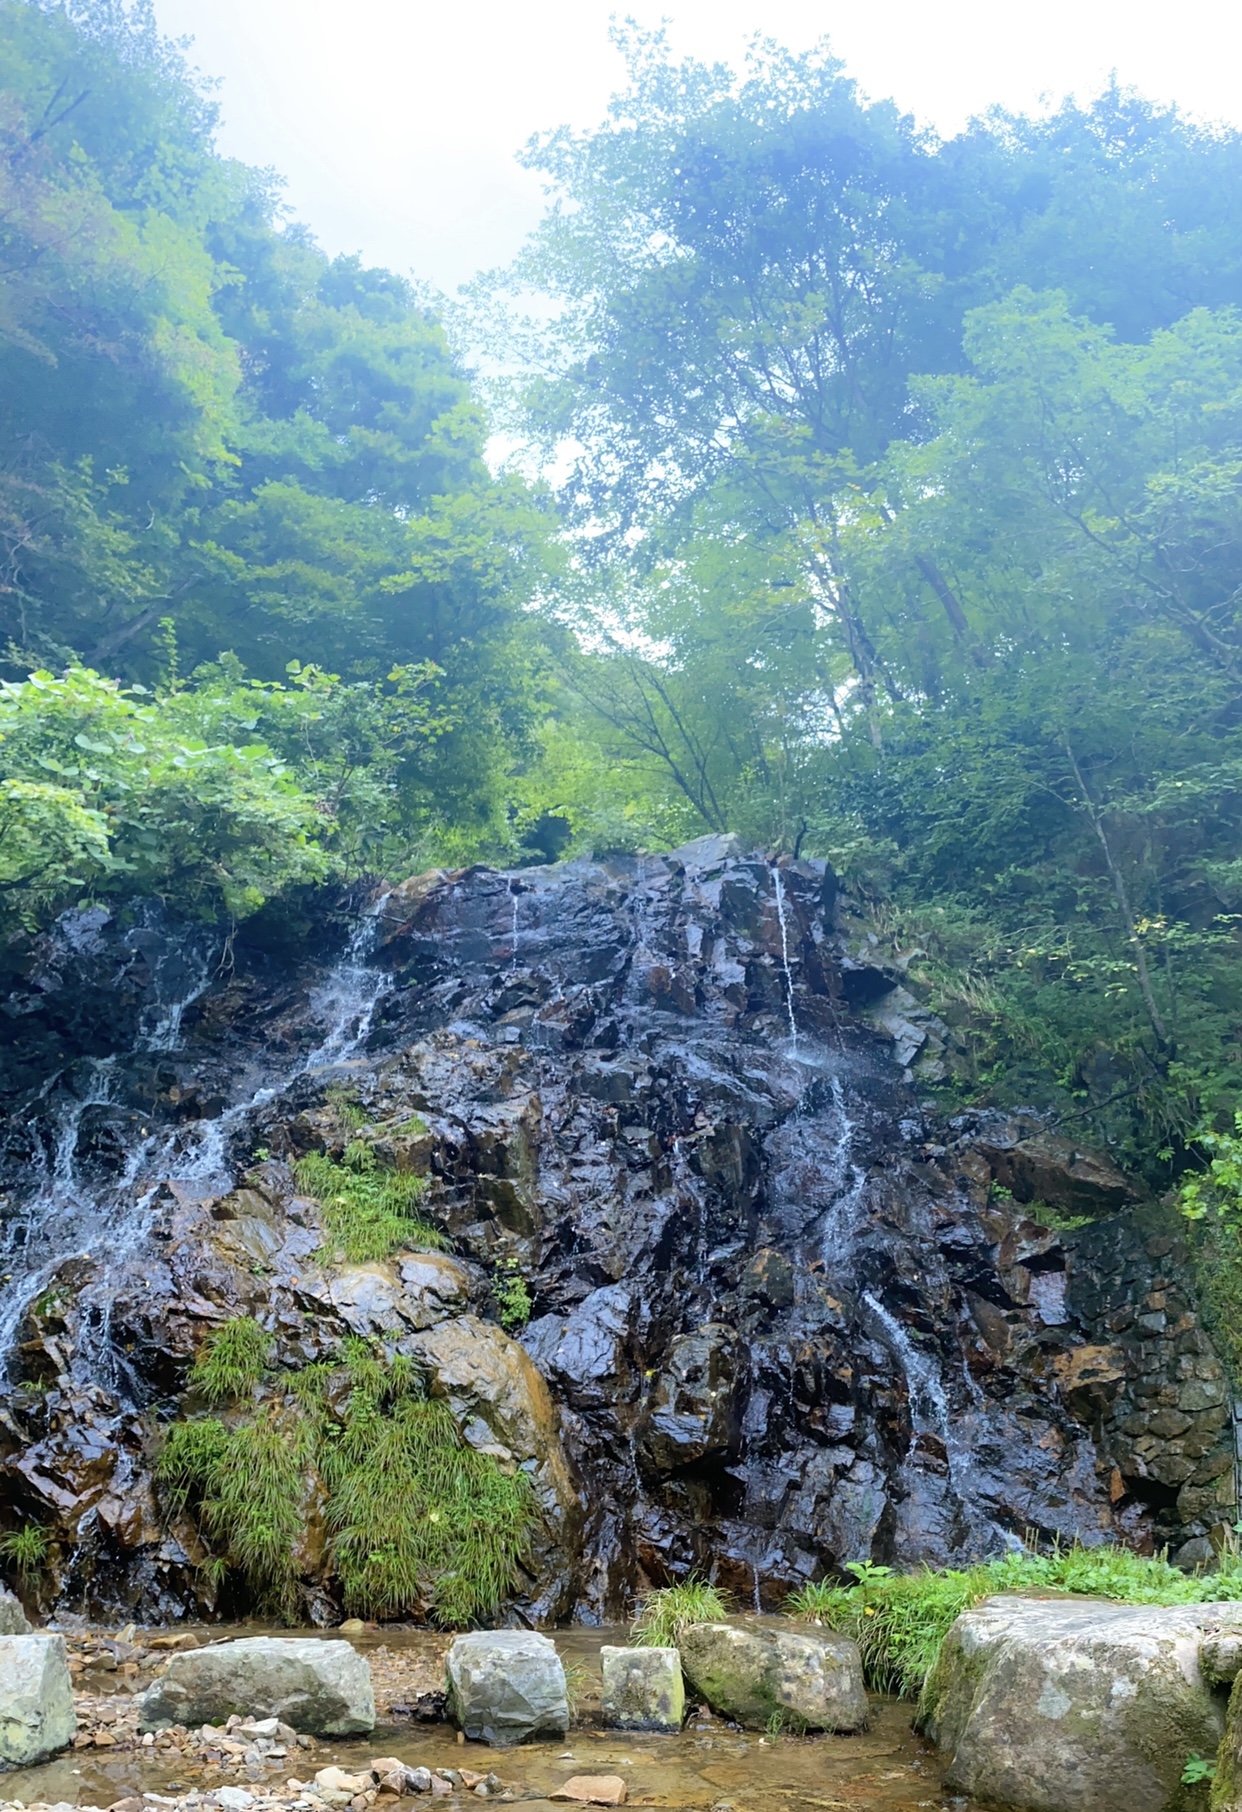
[600,1645,684,1731]
[919,1595,1242,1812]
[0,1632,76,1765]
[677,1621,867,1732]
[0,1585,31,1634]
[138,1636,375,1735]
[445,1630,568,1745]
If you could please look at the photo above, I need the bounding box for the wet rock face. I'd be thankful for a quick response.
[0,850,1233,1622]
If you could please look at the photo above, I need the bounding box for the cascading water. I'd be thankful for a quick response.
[771,866,800,1054]
[0,896,392,1385]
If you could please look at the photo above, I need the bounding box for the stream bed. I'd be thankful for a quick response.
[6,1625,974,1812]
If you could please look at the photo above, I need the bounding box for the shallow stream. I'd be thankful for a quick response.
[10,1625,974,1812]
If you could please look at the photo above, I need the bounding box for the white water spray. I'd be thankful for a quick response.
[1,897,393,1379]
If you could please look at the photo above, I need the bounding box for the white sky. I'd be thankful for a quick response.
[152,0,1242,294]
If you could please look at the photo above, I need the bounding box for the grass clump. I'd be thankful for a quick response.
[786,1546,1242,1699]
[295,1144,446,1263]
[189,1316,272,1405]
[159,1338,534,1627]
[0,1524,49,1578]
[632,1578,729,1647]
[159,1407,311,1619]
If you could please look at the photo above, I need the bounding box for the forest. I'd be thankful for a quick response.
[6,0,1242,1183]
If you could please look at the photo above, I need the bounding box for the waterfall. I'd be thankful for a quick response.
[0,897,392,1381]
[509,881,521,970]
[819,1078,868,1267]
[864,1289,1019,1557]
[771,866,799,1053]
[863,1290,952,1447]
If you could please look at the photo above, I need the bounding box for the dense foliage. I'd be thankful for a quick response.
[0,0,556,918]
[10,3,1242,1175]
[491,32,1242,1172]
[160,1325,534,1625]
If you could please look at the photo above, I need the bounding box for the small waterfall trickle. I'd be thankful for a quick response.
[0,894,394,1382]
[771,866,799,1054]
[864,1289,1018,1557]
[509,880,521,970]
[863,1290,951,1448]
[819,1077,868,1268]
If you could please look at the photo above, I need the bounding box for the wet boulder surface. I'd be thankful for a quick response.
[0,845,1234,1621]
[920,1595,1241,1812]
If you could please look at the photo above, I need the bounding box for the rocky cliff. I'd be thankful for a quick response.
[0,839,1234,1622]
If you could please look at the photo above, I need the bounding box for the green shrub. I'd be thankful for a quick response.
[632,1578,729,1647]
[493,1258,532,1333]
[158,1342,534,1626]
[787,1546,1242,1698]
[189,1316,272,1405]
[295,1146,446,1263]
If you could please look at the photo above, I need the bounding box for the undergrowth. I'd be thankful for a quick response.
[0,1524,49,1578]
[632,1579,729,1646]
[189,1316,272,1405]
[158,1328,533,1626]
[492,1256,532,1333]
[295,1145,446,1263]
[786,1547,1242,1699]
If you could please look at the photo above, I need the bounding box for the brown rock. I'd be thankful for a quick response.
[551,1777,628,1805]
[977,1126,1134,1214]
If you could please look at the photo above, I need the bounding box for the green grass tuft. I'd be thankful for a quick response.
[0,1524,49,1578]
[631,1578,730,1647]
[786,1545,1242,1699]
[189,1316,272,1405]
[295,1147,446,1263]
[159,1342,534,1627]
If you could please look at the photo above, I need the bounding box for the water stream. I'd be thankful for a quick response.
[0,899,392,1383]
[771,866,800,1055]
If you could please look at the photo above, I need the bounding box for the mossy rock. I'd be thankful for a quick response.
[920,1596,1242,1812]
[677,1619,867,1732]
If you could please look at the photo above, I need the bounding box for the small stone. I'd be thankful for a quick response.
[406,1769,432,1793]
[550,1777,628,1806]
[314,1770,372,1798]
[369,1760,405,1780]
[429,1779,451,1799]
[339,1621,366,1637]
[213,1792,257,1811]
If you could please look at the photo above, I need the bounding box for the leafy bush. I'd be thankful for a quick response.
[158,1338,534,1625]
[631,1578,729,1647]
[787,1546,1242,1698]
[492,1257,533,1333]
[294,1146,446,1263]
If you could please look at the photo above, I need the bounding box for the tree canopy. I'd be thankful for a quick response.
[8,4,1242,1169]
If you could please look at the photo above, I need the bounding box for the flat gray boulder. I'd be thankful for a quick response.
[445,1630,567,1745]
[601,1645,684,1730]
[0,1633,75,1765]
[138,1636,374,1735]
[678,1620,867,1732]
[920,1595,1242,1812]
